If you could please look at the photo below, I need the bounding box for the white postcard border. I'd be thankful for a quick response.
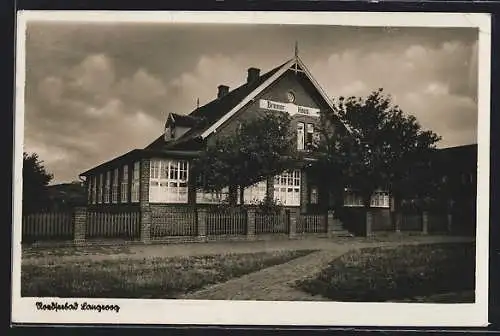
[11,10,491,327]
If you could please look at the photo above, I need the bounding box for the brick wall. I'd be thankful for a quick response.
[150,204,198,239]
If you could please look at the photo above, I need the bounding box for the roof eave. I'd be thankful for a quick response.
[79,148,202,177]
[199,58,295,139]
[79,149,142,177]
[295,56,354,136]
[199,56,353,140]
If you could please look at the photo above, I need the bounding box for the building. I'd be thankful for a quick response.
[432,144,477,200]
[77,50,478,239]
[430,144,477,235]
[79,52,391,220]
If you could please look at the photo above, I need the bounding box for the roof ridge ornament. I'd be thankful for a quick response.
[293,41,299,74]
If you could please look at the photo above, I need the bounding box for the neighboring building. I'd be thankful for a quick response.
[432,144,477,201]
[78,53,390,214]
[431,144,477,234]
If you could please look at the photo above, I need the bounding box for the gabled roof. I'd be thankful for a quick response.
[199,55,354,139]
[433,144,477,171]
[146,56,351,150]
[145,59,291,150]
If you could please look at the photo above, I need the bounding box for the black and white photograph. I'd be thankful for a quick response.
[12,11,490,326]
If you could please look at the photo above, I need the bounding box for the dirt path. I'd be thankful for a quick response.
[22,235,472,265]
[179,237,474,301]
[179,248,344,301]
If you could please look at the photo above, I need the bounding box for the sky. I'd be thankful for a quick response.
[22,21,479,184]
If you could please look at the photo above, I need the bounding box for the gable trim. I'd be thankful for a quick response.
[296,57,353,134]
[200,58,295,139]
[200,56,352,139]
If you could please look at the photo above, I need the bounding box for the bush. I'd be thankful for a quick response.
[254,196,284,214]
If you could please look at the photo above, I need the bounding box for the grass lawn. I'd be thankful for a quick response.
[22,244,135,259]
[22,249,315,299]
[295,242,475,303]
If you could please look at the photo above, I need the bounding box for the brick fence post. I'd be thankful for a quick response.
[73,206,87,246]
[198,208,207,241]
[139,158,151,244]
[140,205,152,243]
[394,212,402,233]
[447,212,453,234]
[422,210,429,235]
[246,208,256,240]
[365,209,373,237]
[288,209,298,239]
[327,210,336,237]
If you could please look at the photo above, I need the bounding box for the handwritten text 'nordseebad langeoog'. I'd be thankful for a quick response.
[36,301,120,313]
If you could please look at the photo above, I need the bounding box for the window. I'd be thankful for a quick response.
[149,159,189,203]
[274,170,301,206]
[343,188,390,208]
[297,122,305,150]
[131,161,140,203]
[97,174,103,204]
[92,176,97,204]
[343,188,363,207]
[310,186,319,204]
[196,187,229,204]
[104,171,111,203]
[121,165,129,203]
[306,123,314,149]
[87,178,92,203]
[370,190,390,208]
[112,168,119,203]
[243,180,267,204]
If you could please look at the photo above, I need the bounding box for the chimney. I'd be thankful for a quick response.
[247,67,260,84]
[217,85,229,99]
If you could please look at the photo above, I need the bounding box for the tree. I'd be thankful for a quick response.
[314,88,441,210]
[23,152,54,213]
[192,111,297,205]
